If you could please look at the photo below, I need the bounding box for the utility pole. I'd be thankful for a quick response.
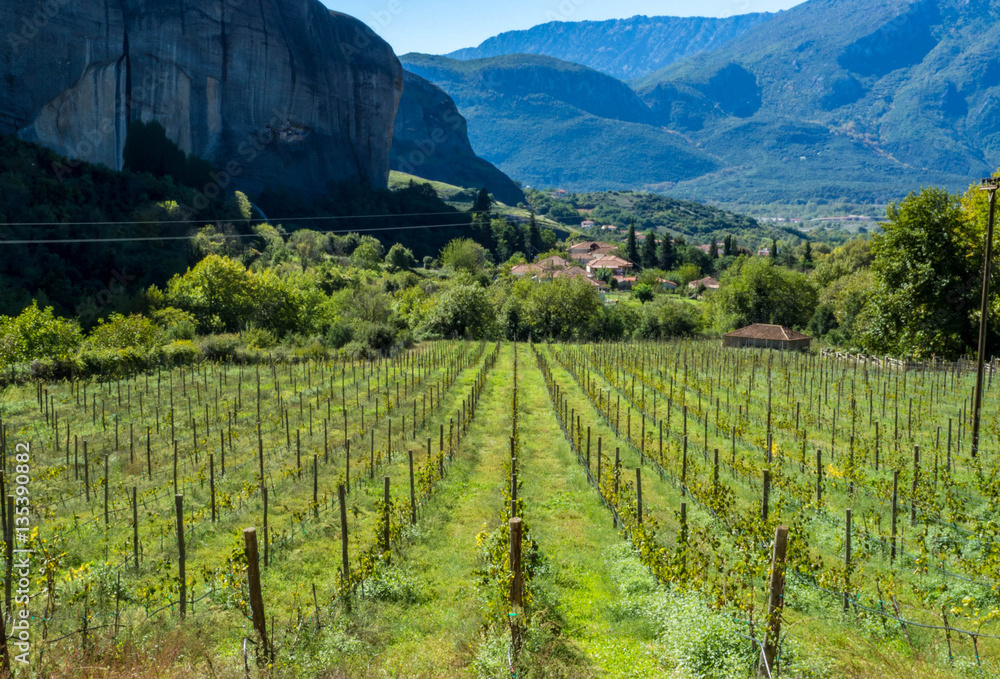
[972,178,998,458]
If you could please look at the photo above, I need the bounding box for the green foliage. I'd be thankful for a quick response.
[709,256,818,331]
[634,298,702,339]
[421,285,496,339]
[440,238,489,276]
[632,283,655,304]
[288,230,330,268]
[350,238,384,270]
[86,314,161,351]
[150,306,198,341]
[162,255,321,337]
[0,302,82,367]
[520,278,604,340]
[858,187,990,358]
[384,243,417,272]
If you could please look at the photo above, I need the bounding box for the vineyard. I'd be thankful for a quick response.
[1,340,1000,678]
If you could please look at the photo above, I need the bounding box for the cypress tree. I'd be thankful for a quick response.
[626,219,639,265]
[641,230,658,269]
[658,234,675,271]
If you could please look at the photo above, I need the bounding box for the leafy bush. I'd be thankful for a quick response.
[151,306,198,341]
[163,340,200,366]
[421,285,496,339]
[87,314,161,351]
[384,243,416,272]
[633,283,655,303]
[354,322,398,356]
[0,302,82,367]
[198,334,242,361]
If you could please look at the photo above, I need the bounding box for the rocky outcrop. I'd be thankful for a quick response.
[392,71,524,206]
[0,0,403,196]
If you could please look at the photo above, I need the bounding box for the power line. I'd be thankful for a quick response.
[0,210,586,229]
[0,211,474,228]
[0,221,482,245]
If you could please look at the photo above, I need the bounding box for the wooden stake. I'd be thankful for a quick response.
[175,494,186,620]
[760,525,789,677]
[244,527,268,664]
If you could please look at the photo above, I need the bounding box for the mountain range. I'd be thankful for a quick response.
[448,13,773,81]
[401,53,719,193]
[413,0,1000,209]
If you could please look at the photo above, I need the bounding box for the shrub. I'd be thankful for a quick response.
[198,334,242,361]
[151,307,199,341]
[354,322,398,356]
[87,314,161,351]
[633,283,655,304]
[163,340,200,366]
[0,302,82,367]
[243,326,278,350]
[323,320,354,349]
[384,243,416,272]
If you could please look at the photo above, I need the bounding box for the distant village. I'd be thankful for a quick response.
[510,239,719,295]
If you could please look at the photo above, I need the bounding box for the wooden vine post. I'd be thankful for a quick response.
[760,525,789,678]
[509,516,524,658]
[244,527,269,665]
[175,494,186,620]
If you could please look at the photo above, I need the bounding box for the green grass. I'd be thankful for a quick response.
[4,340,1000,677]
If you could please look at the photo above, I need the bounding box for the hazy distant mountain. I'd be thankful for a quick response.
[401,53,719,193]
[417,0,1000,208]
[634,0,1000,204]
[392,71,525,205]
[448,14,775,81]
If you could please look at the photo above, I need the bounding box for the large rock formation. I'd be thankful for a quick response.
[0,0,403,196]
[392,71,525,206]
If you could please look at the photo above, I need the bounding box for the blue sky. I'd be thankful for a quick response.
[324,0,806,55]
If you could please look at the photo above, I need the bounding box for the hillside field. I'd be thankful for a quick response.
[3,341,1000,677]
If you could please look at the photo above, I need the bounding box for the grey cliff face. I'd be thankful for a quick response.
[1,0,403,196]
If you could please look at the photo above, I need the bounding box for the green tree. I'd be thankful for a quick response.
[527,211,543,257]
[385,243,416,272]
[641,230,658,269]
[441,238,489,276]
[770,238,778,260]
[350,237,384,270]
[492,218,525,263]
[87,314,161,351]
[708,256,817,331]
[709,237,719,260]
[802,241,813,267]
[626,220,639,266]
[858,188,982,357]
[421,285,496,339]
[0,302,82,366]
[633,283,655,304]
[288,229,330,268]
[522,278,603,340]
[657,234,676,271]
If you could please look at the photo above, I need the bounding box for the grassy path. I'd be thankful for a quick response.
[349,345,518,677]
[515,345,668,678]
